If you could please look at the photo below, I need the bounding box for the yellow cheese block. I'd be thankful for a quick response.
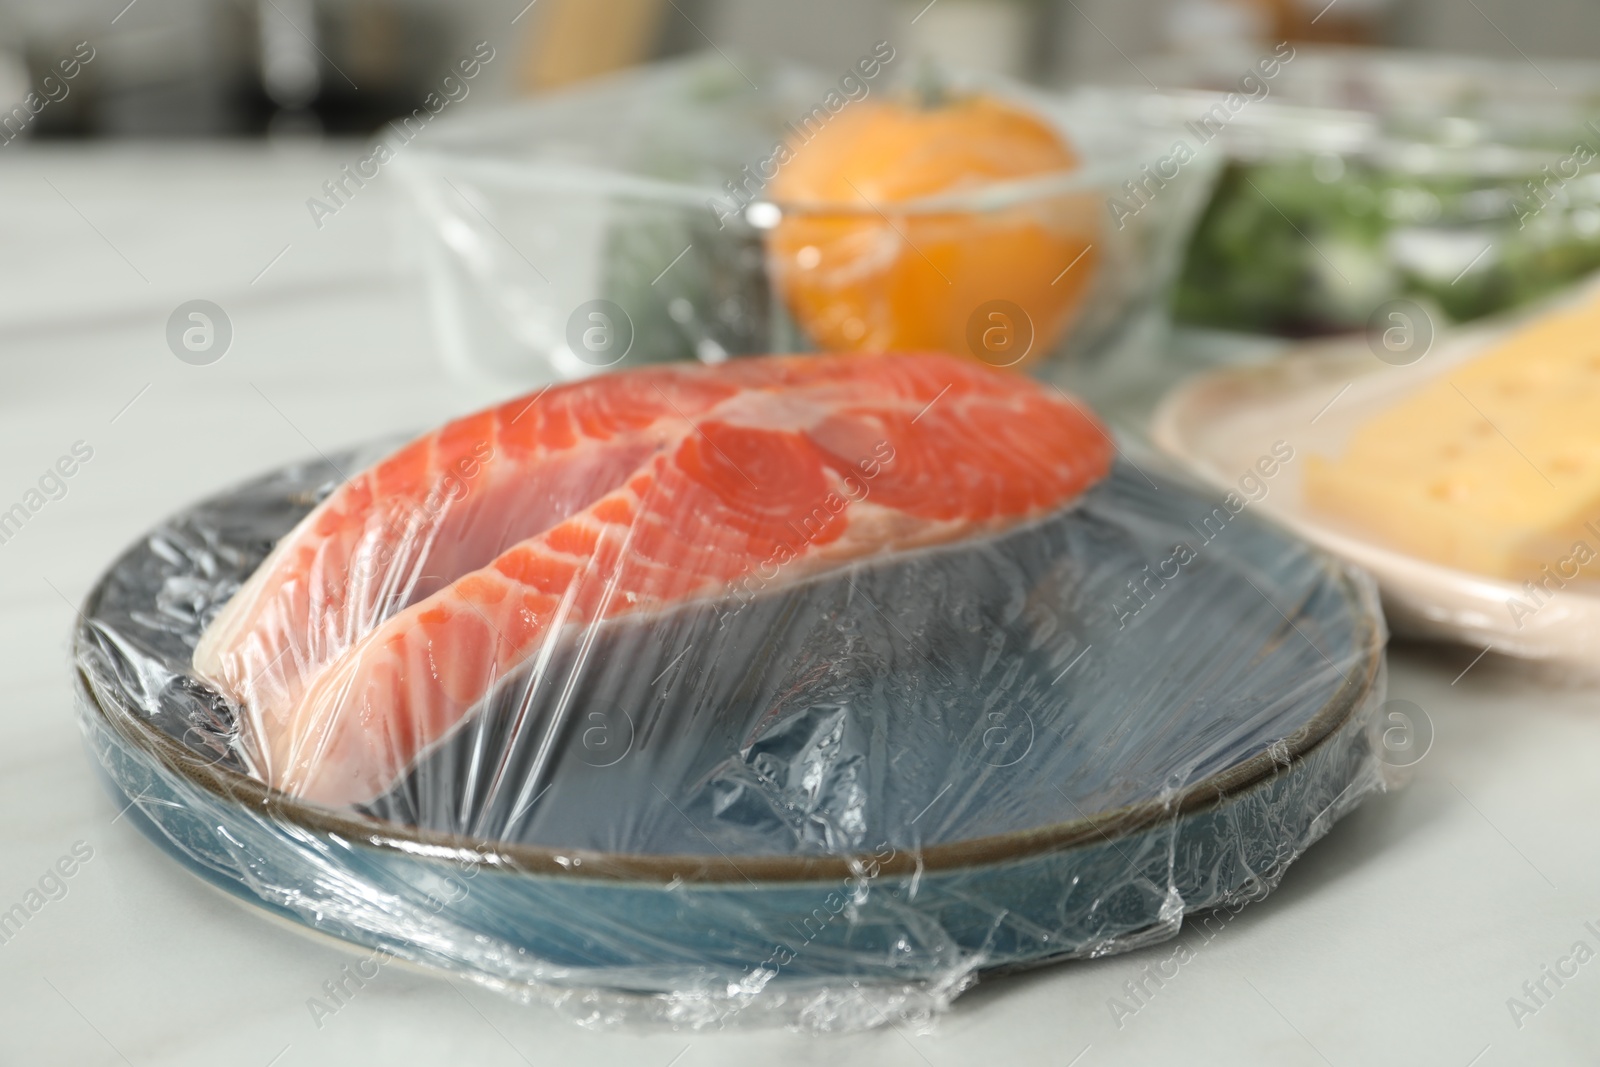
[1305,293,1600,580]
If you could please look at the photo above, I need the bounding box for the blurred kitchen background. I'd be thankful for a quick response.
[0,0,1596,140]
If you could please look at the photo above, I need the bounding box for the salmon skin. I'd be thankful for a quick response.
[193,353,1113,807]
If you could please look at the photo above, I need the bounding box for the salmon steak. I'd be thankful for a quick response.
[193,353,1112,808]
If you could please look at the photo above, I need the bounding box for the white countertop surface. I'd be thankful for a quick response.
[1,146,1596,1067]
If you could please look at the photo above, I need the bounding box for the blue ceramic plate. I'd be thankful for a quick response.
[74,450,1386,1000]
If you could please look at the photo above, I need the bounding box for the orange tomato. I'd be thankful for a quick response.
[766,94,1099,369]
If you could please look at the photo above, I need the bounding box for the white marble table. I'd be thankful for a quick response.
[0,146,1595,1066]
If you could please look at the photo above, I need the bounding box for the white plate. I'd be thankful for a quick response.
[1149,334,1600,668]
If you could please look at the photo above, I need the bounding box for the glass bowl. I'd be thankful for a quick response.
[392,53,1219,385]
[1147,47,1600,336]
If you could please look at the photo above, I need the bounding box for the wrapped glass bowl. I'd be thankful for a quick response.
[1151,47,1600,336]
[392,53,1218,384]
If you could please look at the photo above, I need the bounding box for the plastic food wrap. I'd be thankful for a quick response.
[393,53,1217,384]
[1140,47,1600,336]
[73,354,1388,1030]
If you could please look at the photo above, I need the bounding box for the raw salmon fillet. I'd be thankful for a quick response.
[194,353,1112,806]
